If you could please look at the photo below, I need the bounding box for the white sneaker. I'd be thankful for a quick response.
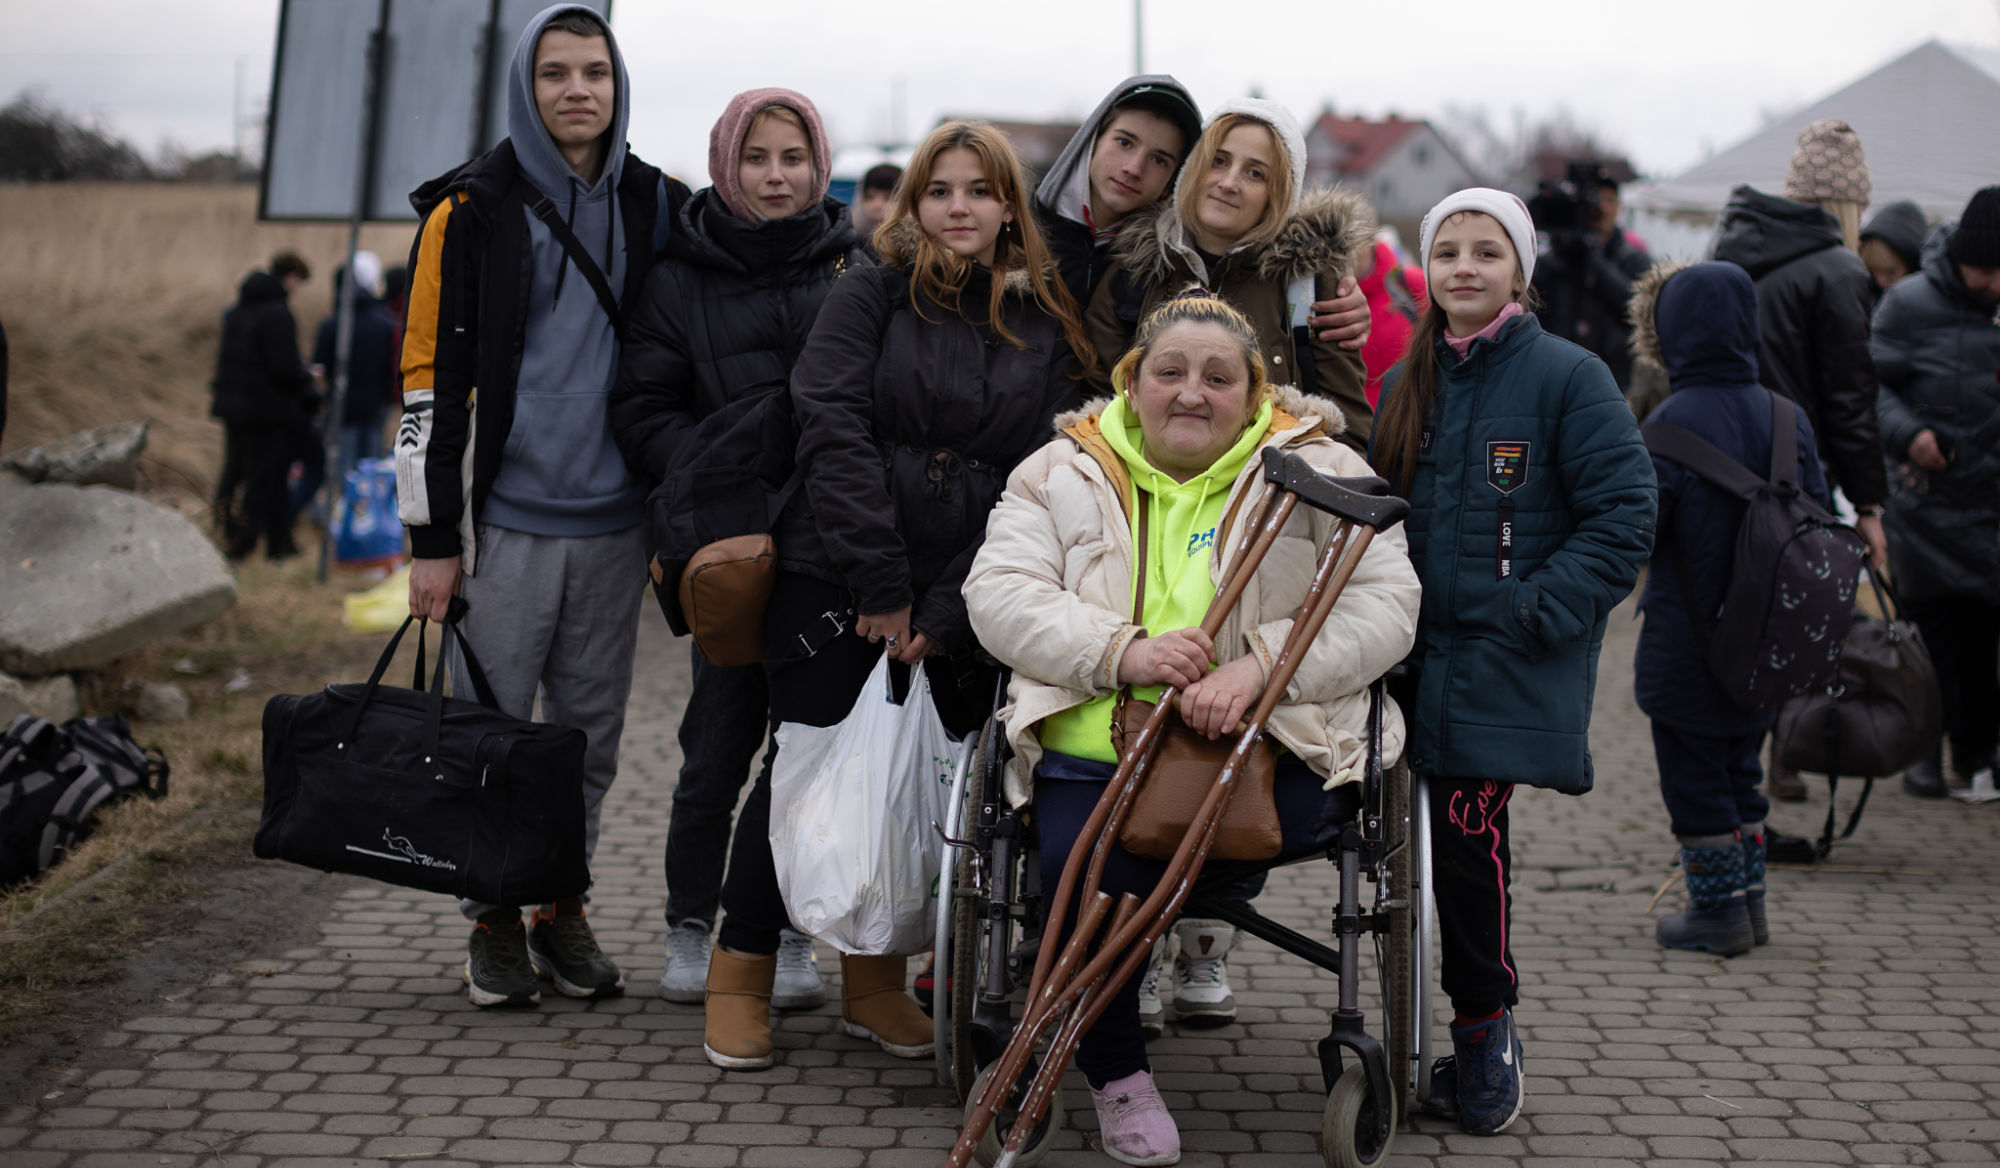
[1170,918,1236,1027]
[1136,936,1167,1039]
[658,920,712,1004]
[773,928,828,1009]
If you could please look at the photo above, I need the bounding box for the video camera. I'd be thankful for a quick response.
[1527,160,1608,254]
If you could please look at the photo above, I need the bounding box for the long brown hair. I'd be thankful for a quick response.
[1370,211,1536,493]
[1173,113,1295,253]
[871,120,1095,373]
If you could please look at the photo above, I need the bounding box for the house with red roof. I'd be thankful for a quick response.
[1305,108,1479,243]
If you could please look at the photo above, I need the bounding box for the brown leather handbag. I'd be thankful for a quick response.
[672,535,778,668]
[1112,495,1281,861]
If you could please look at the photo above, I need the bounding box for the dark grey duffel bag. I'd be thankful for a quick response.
[256,610,588,904]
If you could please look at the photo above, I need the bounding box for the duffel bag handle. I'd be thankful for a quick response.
[338,610,502,756]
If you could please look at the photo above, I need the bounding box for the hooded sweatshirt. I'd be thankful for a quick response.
[1860,199,1927,277]
[1037,393,1273,762]
[480,3,645,539]
[1033,74,1201,306]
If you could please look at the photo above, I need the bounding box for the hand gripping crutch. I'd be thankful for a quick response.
[947,448,1412,1168]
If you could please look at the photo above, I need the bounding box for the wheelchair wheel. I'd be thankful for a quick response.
[1378,757,1414,1119]
[946,718,995,1101]
[965,1060,1062,1167]
[1321,1064,1397,1168]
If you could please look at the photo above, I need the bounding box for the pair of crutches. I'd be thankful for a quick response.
[947,446,1412,1168]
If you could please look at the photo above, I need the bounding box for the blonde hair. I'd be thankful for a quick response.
[1111,290,1271,409]
[1822,198,1864,252]
[1174,114,1295,252]
[872,120,1094,372]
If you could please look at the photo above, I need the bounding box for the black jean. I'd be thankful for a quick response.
[664,648,777,930]
[1652,721,1769,838]
[1903,596,2000,773]
[225,420,298,557]
[1426,775,1518,1018]
[1033,750,1355,1087]
[716,573,994,956]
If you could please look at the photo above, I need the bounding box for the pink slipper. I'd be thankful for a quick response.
[1090,1069,1181,1166]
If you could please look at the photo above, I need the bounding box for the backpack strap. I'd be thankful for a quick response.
[1640,420,1768,501]
[1767,390,1800,493]
[527,195,626,339]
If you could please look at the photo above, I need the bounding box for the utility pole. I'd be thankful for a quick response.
[1134,0,1144,74]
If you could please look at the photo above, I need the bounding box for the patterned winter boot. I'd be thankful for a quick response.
[1656,833,1754,957]
[1739,821,1769,946]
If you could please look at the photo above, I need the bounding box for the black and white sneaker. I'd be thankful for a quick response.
[465,913,541,1008]
[528,903,625,999]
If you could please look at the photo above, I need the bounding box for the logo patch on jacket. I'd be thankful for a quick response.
[1486,442,1529,494]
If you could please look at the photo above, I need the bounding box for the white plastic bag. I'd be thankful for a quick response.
[768,654,961,955]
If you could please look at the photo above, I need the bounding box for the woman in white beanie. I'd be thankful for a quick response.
[1370,188,1657,1136]
[1084,97,1375,452]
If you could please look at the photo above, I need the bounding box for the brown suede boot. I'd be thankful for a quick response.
[839,954,935,1058]
[703,947,776,1070]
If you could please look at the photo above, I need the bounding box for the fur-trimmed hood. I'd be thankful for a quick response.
[1627,259,1760,388]
[876,215,1044,295]
[1110,184,1376,291]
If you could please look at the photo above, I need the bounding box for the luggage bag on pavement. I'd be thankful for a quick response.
[256,613,589,905]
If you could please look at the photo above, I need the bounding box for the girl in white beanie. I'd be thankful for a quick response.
[1084,97,1378,451]
[1370,188,1657,1136]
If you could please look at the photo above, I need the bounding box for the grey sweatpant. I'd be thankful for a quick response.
[449,522,648,919]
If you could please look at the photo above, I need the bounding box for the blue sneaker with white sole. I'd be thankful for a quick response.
[1447,1007,1524,1135]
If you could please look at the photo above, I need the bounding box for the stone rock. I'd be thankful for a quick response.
[0,673,80,723]
[0,476,236,675]
[0,421,150,489]
[135,681,190,723]
[26,675,79,722]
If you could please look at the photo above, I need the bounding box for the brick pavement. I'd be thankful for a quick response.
[5,598,1999,1167]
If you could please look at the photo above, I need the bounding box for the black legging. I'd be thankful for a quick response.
[1902,596,2000,772]
[716,572,994,955]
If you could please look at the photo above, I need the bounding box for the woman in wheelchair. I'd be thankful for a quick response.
[963,291,1419,1165]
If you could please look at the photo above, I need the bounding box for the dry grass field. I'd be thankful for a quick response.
[0,183,432,1050]
[0,182,417,508]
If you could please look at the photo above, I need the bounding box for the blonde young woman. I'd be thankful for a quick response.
[698,120,1093,1072]
[1087,98,1376,454]
[965,291,1418,1165]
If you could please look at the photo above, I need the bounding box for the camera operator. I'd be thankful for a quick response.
[1531,165,1653,390]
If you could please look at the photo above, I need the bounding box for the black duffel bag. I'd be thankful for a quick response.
[1772,563,1942,859]
[256,612,589,905]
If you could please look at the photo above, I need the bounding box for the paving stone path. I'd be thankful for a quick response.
[6,599,1999,1167]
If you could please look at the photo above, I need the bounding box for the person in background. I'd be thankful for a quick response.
[1355,230,1426,406]
[1630,260,1829,956]
[610,86,868,1014]
[1533,173,1653,392]
[1372,188,1655,1135]
[211,250,313,560]
[1711,118,1889,804]
[1871,187,2000,799]
[396,3,692,1009]
[311,250,397,473]
[1860,199,1926,296]
[854,161,902,243]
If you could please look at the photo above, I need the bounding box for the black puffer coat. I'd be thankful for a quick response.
[611,191,866,484]
[779,227,1083,655]
[1712,185,1888,506]
[1872,233,2000,599]
[211,271,314,425]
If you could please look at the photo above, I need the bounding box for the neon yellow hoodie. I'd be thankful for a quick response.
[1038,395,1274,762]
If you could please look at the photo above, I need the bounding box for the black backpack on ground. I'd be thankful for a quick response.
[1642,391,1867,710]
[0,713,170,884]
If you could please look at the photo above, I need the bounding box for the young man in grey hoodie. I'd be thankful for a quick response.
[397,3,690,1008]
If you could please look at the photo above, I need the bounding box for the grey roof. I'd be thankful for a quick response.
[1628,40,2000,220]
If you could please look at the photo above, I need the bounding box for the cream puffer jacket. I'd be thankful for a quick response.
[964,385,1421,809]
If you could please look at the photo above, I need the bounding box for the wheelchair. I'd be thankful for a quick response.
[933,668,1438,1167]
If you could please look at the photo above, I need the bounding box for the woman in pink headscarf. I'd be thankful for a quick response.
[610,86,871,1016]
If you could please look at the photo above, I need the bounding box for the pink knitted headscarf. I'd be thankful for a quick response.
[708,88,832,222]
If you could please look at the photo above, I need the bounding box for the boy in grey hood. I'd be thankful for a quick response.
[396,2,692,1010]
[1033,75,1374,351]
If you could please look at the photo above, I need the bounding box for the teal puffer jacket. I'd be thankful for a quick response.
[1376,314,1656,793]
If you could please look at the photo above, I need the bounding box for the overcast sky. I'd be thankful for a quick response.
[4,0,1996,186]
